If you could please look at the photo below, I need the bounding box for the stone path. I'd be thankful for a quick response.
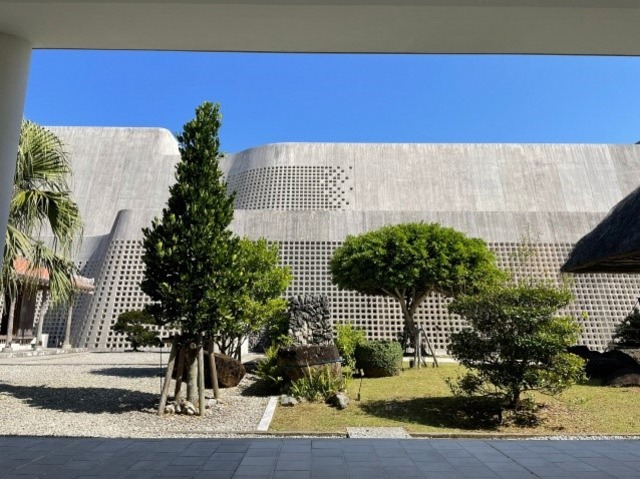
[1,436,640,478]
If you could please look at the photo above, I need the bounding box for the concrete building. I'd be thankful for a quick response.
[43,128,640,352]
[2,1,640,282]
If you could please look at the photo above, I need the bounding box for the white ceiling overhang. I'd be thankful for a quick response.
[1,1,640,54]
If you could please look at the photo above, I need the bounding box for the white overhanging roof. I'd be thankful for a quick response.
[1,1,640,54]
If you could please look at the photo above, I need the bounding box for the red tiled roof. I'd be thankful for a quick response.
[12,257,95,292]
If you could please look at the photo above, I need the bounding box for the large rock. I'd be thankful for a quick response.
[172,352,246,388]
[585,357,629,380]
[601,349,639,368]
[212,353,246,388]
[277,344,342,381]
[605,367,640,387]
[328,392,349,410]
[287,294,333,347]
[567,345,601,361]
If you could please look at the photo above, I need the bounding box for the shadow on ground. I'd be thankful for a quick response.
[90,367,163,378]
[0,382,157,413]
[359,396,501,431]
[239,377,275,397]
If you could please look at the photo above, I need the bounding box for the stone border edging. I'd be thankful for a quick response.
[257,396,279,432]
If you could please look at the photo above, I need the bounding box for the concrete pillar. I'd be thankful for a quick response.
[34,291,51,349]
[0,33,32,269]
[3,296,17,351]
[62,302,73,350]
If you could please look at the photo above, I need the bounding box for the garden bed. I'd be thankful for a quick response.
[270,364,640,435]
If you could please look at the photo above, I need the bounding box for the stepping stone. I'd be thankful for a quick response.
[347,427,411,438]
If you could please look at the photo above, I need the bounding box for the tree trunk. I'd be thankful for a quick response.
[509,389,521,410]
[173,347,186,401]
[185,347,199,404]
[157,340,178,416]
[207,340,220,400]
[197,345,205,415]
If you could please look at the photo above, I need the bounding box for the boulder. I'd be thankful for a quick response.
[172,352,246,388]
[328,392,349,410]
[585,357,630,381]
[601,349,639,368]
[277,344,342,381]
[605,367,640,387]
[280,395,298,407]
[214,353,246,388]
[567,345,601,361]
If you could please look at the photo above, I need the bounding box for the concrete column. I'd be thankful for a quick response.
[34,291,51,349]
[62,302,73,350]
[0,33,32,269]
[3,296,17,351]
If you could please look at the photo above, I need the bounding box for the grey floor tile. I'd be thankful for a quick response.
[12,464,61,475]
[245,449,279,457]
[201,460,241,471]
[310,464,347,477]
[210,452,245,461]
[271,471,311,479]
[310,455,344,465]
[130,460,173,471]
[278,452,311,461]
[231,465,273,477]
[344,452,379,462]
[194,471,234,479]
[416,461,456,472]
[240,456,276,466]
[276,460,310,471]
[171,456,209,466]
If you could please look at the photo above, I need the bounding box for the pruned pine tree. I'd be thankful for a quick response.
[141,102,238,411]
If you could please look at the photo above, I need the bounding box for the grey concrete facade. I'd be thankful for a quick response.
[41,130,640,352]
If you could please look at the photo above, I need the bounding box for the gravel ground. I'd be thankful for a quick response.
[0,352,269,438]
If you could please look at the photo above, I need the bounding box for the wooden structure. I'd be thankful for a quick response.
[0,257,94,351]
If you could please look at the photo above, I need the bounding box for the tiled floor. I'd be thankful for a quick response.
[0,437,639,478]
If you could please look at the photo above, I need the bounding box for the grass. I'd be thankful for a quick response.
[269,364,640,435]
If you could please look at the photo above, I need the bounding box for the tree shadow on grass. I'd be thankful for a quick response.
[0,382,157,414]
[90,367,163,379]
[359,396,502,431]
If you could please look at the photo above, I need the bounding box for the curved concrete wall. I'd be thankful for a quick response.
[41,132,640,352]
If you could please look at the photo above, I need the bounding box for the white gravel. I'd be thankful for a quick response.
[0,352,269,438]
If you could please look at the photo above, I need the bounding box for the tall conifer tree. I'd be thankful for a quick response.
[141,102,237,403]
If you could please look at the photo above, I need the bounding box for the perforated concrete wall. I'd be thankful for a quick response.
[36,134,640,352]
[227,165,354,210]
[50,236,640,352]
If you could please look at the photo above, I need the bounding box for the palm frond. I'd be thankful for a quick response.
[2,120,83,306]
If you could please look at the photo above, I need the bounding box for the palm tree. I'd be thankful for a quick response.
[2,120,82,308]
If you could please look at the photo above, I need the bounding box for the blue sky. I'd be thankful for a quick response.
[24,51,640,153]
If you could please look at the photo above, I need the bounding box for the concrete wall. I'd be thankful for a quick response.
[41,132,640,351]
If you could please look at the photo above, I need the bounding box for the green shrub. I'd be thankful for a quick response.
[448,282,585,411]
[355,340,403,377]
[255,344,287,392]
[113,310,160,351]
[612,309,640,348]
[289,365,345,402]
[335,323,366,374]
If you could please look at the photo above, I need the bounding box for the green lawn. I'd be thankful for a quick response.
[269,364,640,435]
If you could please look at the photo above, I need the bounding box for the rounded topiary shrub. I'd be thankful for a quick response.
[355,340,402,377]
[277,344,342,381]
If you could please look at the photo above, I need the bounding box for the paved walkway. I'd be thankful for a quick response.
[1,437,639,478]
